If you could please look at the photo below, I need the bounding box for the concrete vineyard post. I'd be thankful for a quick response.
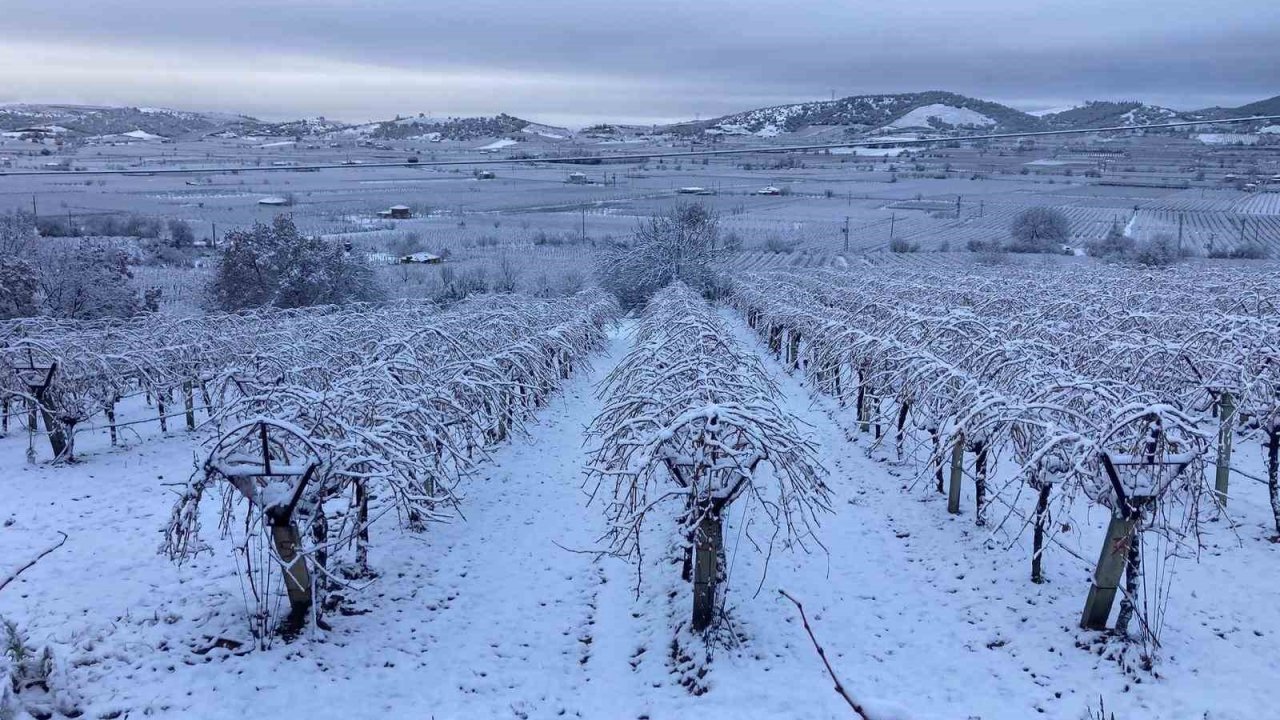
[947,434,964,515]
[1215,391,1234,506]
[1080,512,1138,630]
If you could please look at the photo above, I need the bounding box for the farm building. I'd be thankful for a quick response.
[476,170,496,179]
[378,205,412,219]
[399,252,443,264]
[565,172,589,184]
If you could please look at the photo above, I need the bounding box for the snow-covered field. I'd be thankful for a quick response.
[4,259,1280,720]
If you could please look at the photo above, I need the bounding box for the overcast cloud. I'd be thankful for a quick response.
[0,0,1275,127]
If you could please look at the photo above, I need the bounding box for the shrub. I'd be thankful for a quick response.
[1131,233,1183,266]
[763,236,797,254]
[167,219,194,248]
[889,237,919,253]
[1208,241,1269,260]
[1085,223,1135,259]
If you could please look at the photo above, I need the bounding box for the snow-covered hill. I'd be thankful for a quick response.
[0,104,259,138]
[690,91,1040,137]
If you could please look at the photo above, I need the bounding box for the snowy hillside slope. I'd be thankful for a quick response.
[884,103,997,130]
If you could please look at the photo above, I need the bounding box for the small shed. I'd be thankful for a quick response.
[566,172,589,184]
[388,205,412,219]
[477,170,496,180]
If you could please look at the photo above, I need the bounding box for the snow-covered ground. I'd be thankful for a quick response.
[2,316,1278,720]
[886,104,996,129]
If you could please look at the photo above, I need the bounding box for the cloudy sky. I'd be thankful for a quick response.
[0,0,1275,127]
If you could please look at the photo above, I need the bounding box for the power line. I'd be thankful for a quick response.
[1,115,1276,178]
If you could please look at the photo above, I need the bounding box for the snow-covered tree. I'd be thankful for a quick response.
[596,202,729,308]
[208,215,383,311]
[35,244,140,320]
[0,260,38,320]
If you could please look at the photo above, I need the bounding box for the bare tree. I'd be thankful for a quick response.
[1008,206,1071,253]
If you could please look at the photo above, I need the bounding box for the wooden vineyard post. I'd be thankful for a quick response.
[183,380,196,431]
[973,438,988,527]
[36,399,66,461]
[1030,473,1052,584]
[354,479,370,574]
[157,389,168,433]
[105,400,118,446]
[2,395,9,435]
[1214,390,1234,507]
[1080,511,1138,630]
[268,519,314,618]
[872,395,882,440]
[895,401,910,461]
[857,367,870,433]
[1080,451,1175,632]
[691,509,724,633]
[206,420,322,638]
[1267,422,1280,537]
[787,330,801,370]
[930,427,944,494]
[947,434,964,514]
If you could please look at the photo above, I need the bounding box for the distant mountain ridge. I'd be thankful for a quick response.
[672,92,1280,138]
[2,93,1275,141]
[0,104,258,137]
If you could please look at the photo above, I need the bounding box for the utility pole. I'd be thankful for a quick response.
[956,195,962,219]
[581,206,586,243]
[842,216,850,252]
[1178,213,1184,252]
[211,222,217,249]
[31,194,37,222]
[979,200,984,218]
[889,213,897,241]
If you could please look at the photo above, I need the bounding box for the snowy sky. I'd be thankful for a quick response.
[0,0,1276,127]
